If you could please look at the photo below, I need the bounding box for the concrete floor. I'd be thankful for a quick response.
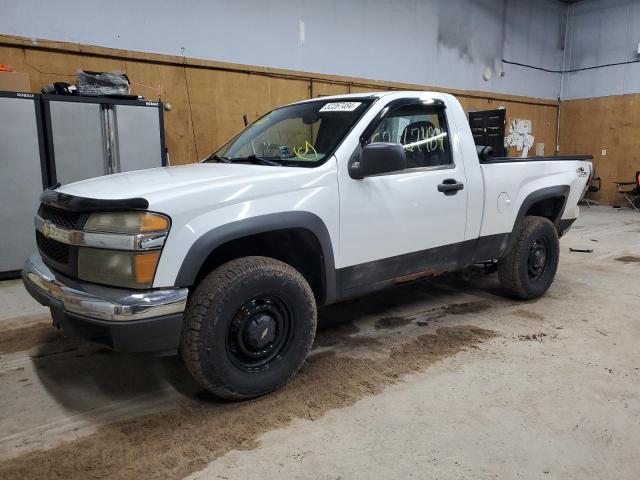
[0,206,639,479]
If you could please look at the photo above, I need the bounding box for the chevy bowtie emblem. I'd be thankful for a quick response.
[42,221,53,238]
[41,221,72,244]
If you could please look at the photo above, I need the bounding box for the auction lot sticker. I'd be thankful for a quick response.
[319,102,362,112]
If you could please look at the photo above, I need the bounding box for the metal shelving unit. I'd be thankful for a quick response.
[0,92,167,279]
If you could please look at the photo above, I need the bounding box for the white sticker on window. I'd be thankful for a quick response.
[397,118,410,142]
[319,102,362,112]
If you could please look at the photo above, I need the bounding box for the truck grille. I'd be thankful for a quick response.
[37,204,83,229]
[36,203,86,278]
[36,231,70,265]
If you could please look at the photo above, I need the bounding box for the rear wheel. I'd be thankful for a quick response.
[181,256,317,400]
[498,216,560,300]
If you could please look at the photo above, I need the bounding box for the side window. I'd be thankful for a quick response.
[366,105,452,169]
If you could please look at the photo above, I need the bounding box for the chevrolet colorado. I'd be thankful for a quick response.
[23,91,592,400]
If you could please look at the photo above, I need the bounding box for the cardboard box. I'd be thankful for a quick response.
[0,71,32,92]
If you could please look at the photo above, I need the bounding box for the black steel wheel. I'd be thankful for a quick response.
[226,295,294,372]
[498,216,560,300]
[181,256,317,401]
[527,239,548,282]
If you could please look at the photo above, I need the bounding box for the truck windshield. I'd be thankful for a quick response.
[206,99,373,167]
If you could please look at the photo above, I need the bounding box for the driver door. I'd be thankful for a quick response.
[338,100,468,294]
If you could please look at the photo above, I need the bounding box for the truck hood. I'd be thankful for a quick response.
[56,162,333,211]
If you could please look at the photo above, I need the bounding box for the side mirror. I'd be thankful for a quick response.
[349,143,407,179]
[476,145,497,163]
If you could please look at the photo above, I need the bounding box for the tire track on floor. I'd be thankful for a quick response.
[0,325,497,480]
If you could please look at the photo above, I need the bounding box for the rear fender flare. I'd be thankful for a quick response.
[502,185,570,256]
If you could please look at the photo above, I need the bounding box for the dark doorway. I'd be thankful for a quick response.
[468,109,506,157]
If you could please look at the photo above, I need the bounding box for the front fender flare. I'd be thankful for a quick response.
[174,211,337,305]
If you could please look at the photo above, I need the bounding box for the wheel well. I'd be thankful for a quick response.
[525,196,566,226]
[193,228,327,303]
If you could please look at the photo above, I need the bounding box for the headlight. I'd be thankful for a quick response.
[78,248,161,289]
[79,211,169,288]
[84,212,170,234]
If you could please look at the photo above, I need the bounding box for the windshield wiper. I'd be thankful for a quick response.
[229,155,283,167]
[206,154,231,163]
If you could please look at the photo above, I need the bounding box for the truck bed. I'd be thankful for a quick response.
[480,155,593,164]
[475,145,593,164]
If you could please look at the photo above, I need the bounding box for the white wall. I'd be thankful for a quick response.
[563,0,640,99]
[0,0,567,100]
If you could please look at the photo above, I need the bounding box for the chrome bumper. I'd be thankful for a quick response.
[22,254,188,322]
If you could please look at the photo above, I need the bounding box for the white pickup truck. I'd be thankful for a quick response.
[23,91,592,400]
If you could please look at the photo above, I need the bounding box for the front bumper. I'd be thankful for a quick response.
[22,254,188,354]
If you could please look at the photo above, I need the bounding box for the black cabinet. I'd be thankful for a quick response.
[42,96,167,186]
[0,92,167,278]
[468,109,506,157]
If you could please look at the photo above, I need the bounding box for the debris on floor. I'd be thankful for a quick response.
[615,255,640,263]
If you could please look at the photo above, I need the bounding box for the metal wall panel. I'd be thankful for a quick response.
[563,0,640,99]
[0,96,44,273]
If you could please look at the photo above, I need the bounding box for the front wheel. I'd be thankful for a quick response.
[498,216,560,300]
[181,256,317,400]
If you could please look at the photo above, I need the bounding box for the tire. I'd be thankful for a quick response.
[498,216,560,300]
[181,256,317,401]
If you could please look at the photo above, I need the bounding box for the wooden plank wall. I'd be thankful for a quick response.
[1,35,559,168]
[560,95,640,205]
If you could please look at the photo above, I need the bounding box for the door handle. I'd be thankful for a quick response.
[437,179,464,196]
